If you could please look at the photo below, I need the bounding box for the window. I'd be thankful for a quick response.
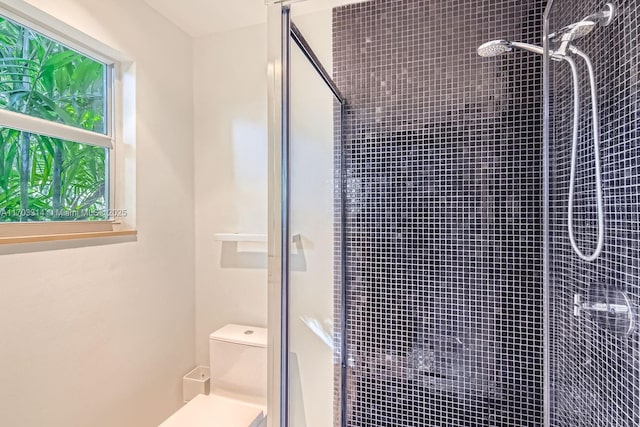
[0,2,135,243]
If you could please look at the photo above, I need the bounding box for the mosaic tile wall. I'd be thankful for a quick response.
[547,0,640,425]
[333,0,545,425]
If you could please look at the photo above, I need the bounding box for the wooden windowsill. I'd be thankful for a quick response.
[0,229,137,245]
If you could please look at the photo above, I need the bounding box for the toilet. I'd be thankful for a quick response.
[160,324,267,427]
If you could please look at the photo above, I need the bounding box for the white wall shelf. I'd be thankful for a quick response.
[214,233,302,243]
[214,233,267,242]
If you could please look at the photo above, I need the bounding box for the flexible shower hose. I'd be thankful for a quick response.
[564,49,605,261]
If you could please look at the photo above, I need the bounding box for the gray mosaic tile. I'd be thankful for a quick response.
[548,0,640,426]
[333,0,546,425]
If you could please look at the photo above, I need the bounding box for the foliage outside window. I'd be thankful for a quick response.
[0,15,110,223]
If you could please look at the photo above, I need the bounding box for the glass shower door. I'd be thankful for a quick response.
[267,5,346,426]
[287,20,339,427]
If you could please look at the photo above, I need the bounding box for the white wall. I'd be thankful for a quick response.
[0,1,337,425]
[0,1,195,426]
[193,23,269,366]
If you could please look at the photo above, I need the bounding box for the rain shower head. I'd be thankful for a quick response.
[477,40,511,57]
[480,5,617,59]
[477,40,544,57]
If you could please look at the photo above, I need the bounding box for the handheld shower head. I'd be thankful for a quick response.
[584,2,617,26]
[549,20,597,43]
[570,20,598,38]
[549,3,617,46]
[477,40,544,57]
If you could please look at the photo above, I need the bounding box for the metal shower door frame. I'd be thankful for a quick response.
[542,1,554,426]
[542,4,552,427]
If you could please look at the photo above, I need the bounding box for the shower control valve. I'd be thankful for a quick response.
[574,294,631,317]
[573,290,636,337]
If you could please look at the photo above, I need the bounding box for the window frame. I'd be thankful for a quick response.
[0,0,136,243]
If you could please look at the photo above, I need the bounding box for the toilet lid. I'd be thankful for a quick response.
[159,394,265,427]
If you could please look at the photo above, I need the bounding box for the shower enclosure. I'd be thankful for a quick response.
[267,0,640,426]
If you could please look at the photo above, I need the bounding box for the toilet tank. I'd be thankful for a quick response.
[209,324,267,400]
